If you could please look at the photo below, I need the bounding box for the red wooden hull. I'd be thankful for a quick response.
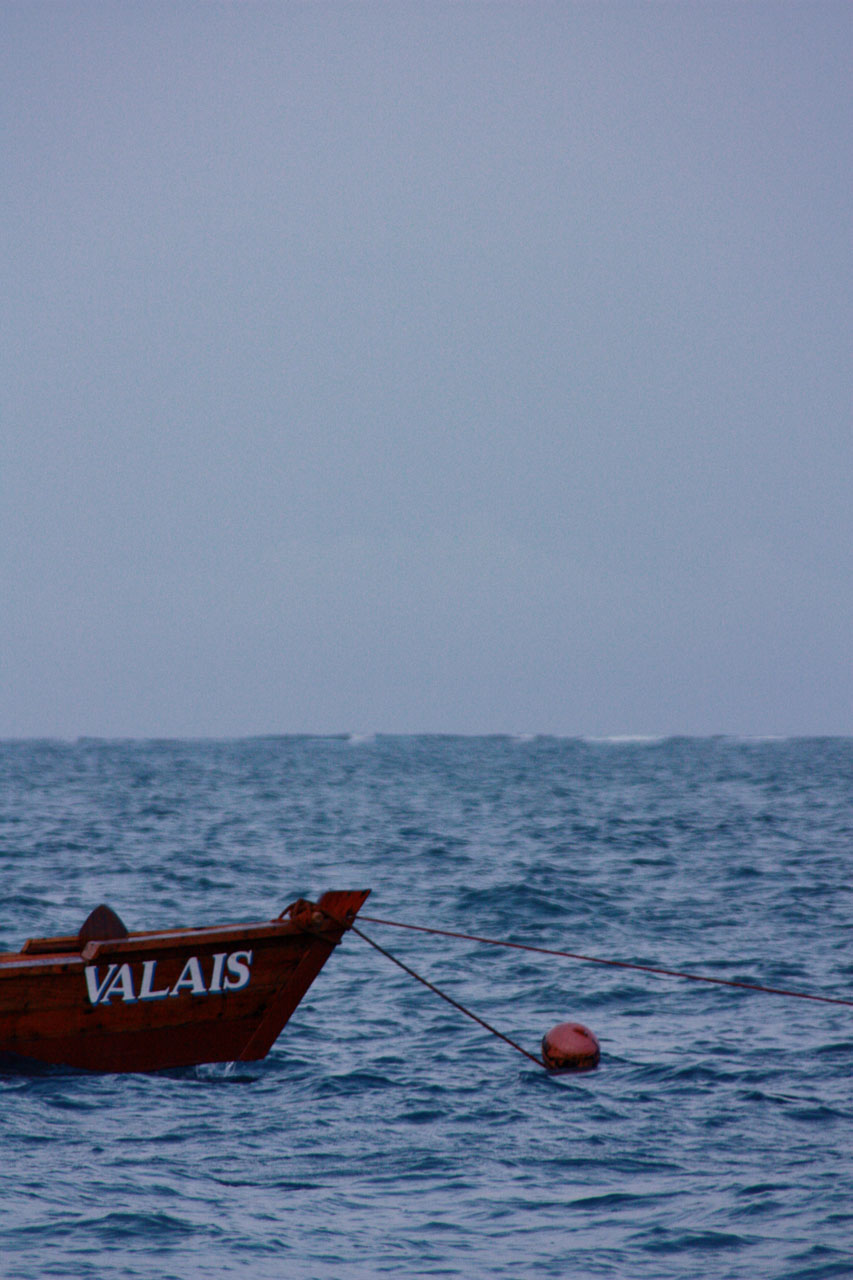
[0,891,369,1073]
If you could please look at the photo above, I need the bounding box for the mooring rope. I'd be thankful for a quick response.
[358,915,853,1008]
[351,925,547,1069]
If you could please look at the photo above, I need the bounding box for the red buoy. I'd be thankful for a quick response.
[542,1022,600,1071]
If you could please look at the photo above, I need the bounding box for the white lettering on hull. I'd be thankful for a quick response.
[101,963,137,1004]
[85,963,118,1005]
[139,959,171,1001]
[84,950,254,1006]
[208,952,227,993]
[170,956,207,996]
[224,950,252,991]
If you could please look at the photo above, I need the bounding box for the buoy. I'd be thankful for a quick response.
[542,1022,600,1071]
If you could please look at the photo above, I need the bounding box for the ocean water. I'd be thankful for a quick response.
[0,735,851,1280]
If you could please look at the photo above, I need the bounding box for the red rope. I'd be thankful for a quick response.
[359,915,853,1008]
[351,925,546,1069]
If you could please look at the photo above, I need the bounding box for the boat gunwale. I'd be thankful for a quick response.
[0,915,344,973]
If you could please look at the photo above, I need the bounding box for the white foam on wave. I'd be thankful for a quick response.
[583,735,667,745]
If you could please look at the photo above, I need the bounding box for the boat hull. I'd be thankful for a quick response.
[0,891,369,1073]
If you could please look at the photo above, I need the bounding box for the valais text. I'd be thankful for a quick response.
[85,951,253,1006]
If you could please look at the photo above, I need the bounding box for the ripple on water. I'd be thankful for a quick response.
[1,737,851,1280]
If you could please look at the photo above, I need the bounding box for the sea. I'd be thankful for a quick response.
[0,735,851,1280]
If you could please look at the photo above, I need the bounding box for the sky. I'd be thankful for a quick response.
[2,1,851,738]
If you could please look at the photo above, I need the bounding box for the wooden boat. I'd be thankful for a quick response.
[0,890,369,1073]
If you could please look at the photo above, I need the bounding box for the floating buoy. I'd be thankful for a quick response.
[542,1022,600,1071]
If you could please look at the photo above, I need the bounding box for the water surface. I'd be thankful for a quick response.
[1,736,851,1278]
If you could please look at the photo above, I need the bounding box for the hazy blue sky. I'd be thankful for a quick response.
[3,2,851,737]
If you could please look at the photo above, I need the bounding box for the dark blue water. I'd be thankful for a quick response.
[1,736,851,1279]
